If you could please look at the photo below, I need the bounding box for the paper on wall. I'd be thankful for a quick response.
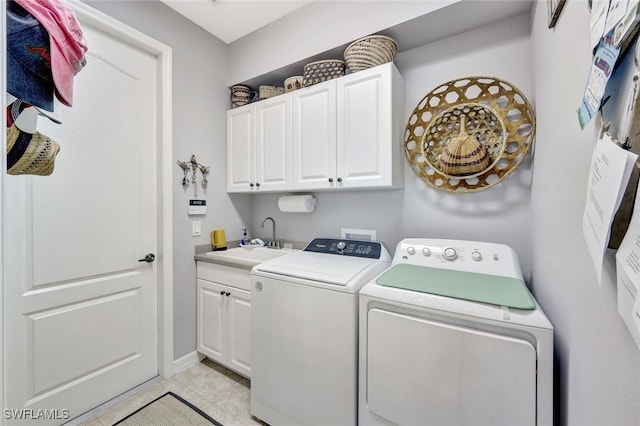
[615,190,640,292]
[605,0,629,38]
[615,181,640,345]
[633,292,640,335]
[578,35,621,129]
[582,131,638,283]
[591,0,611,49]
[613,0,640,47]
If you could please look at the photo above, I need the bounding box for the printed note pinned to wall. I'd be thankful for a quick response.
[578,36,621,128]
[583,131,638,283]
[614,180,640,350]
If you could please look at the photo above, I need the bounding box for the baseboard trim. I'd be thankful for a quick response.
[66,376,161,425]
[173,350,205,374]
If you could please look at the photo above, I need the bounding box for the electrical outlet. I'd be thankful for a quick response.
[192,221,201,237]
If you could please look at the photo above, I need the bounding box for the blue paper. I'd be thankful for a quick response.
[578,34,622,129]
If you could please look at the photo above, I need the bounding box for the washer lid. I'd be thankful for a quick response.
[376,264,535,309]
[255,250,379,286]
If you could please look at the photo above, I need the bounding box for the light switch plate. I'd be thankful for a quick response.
[192,221,201,237]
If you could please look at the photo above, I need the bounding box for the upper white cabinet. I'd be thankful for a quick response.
[336,62,404,189]
[227,94,293,193]
[227,105,253,192]
[292,79,337,189]
[227,62,404,193]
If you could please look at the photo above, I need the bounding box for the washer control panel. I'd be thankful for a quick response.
[394,238,523,278]
[304,238,382,259]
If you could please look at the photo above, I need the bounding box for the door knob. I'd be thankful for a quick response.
[137,253,156,263]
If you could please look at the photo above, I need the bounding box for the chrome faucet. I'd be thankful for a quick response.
[260,217,277,248]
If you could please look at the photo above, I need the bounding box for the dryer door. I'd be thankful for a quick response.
[366,308,537,426]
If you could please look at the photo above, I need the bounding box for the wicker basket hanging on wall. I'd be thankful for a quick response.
[404,76,535,192]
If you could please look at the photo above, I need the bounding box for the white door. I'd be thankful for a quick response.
[255,94,292,192]
[4,14,159,424]
[292,80,337,190]
[227,105,255,192]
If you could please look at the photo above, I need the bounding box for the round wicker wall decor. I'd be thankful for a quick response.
[404,76,535,192]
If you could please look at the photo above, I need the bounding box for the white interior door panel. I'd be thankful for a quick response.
[5,13,159,424]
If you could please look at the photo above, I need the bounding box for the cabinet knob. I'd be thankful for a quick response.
[220,290,225,295]
[249,183,254,187]
[328,178,334,183]
[256,182,261,187]
[337,177,342,183]
[225,291,231,296]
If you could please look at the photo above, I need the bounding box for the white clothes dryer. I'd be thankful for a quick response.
[251,238,391,426]
[359,238,553,426]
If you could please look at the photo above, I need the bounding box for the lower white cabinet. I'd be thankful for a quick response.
[196,261,251,377]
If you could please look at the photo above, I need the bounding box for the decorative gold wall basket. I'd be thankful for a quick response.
[404,76,535,192]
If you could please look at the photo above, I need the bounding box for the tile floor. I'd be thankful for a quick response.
[77,358,263,426]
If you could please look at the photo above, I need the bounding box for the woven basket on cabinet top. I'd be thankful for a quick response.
[259,85,285,100]
[344,35,397,72]
[284,76,303,92]
[302,60,346,87]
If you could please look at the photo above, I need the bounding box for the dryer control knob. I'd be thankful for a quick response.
[407,246,415,255]
[471,251,482,261]
[442,247,457,261]
[422,247,431,257]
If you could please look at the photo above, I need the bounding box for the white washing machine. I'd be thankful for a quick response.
[251,238,391,426]
[359,238,553,426]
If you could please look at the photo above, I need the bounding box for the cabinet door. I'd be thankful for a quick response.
[292,79,337,189]
[337,63,394,188]
[227,287,252,377]
[227,105,255,192]
[255,94,292,192]
[197,279,227,364]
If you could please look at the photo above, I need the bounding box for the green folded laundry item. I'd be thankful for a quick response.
[376,264,535,310]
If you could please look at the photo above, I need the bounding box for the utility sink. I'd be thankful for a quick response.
[206,246,294,267]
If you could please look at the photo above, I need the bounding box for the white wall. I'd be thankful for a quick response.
[249,13,535,278]
[228,0,457,84]
[83,0,248,360]
[70,3,640,424]
[530,1,640,425]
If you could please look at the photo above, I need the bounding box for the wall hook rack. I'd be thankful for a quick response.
[177,155,210,191]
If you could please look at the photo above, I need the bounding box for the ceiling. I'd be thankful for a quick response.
[159,0,534,86]
[159,0,314,44]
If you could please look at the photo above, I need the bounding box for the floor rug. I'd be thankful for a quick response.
[113,391,223,426]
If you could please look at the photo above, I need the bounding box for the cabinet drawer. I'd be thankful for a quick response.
[197,262,251,291]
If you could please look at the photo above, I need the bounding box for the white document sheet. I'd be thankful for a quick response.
[591,0,611,49]
[583,132,638,283]
[633,294,640,335]
[605,0,629,37]
[615,182,640,348]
